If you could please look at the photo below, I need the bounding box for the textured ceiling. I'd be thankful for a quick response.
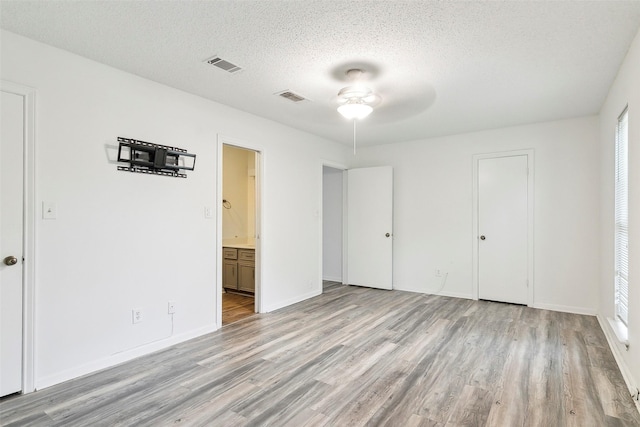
[2,1,640,147]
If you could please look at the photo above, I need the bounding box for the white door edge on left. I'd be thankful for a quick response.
[1,80,36,395]
[1,89,25,396]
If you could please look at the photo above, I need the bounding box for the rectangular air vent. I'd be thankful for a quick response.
[204,56,242,73]
[276,90,308,103]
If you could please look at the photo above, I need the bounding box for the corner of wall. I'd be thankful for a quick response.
[264,289,322,313]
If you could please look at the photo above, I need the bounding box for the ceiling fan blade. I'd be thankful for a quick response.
[363,93,382,106]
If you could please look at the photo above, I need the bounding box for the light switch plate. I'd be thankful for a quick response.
[42,202,57,219]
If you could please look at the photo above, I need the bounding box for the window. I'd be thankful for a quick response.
[615,107,629,325]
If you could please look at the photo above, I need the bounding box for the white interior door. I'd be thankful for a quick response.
[347,166,393,290]
[478,155,528,304]
[1,90,25,396]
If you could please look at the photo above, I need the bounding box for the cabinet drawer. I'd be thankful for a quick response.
[238,249,255,262]
[223,248,238,260]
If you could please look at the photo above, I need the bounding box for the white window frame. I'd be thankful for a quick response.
[614,107,629,326]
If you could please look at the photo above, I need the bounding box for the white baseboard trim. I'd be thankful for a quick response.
[264,289,321,313]
[36,323,218,390]
[598,315,633,384]
[322,275,342,282]
[532,302,596,316]
[597,314,640,413]
[433,290,473,299]
[391,285,473,300]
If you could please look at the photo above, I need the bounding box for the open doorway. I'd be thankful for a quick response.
[322,165,344,292]
[221,144,259,325]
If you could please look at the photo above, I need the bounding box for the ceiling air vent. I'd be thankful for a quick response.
[204,56,242,73]
[276,90,308,103]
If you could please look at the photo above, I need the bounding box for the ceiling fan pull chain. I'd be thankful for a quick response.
[353,119,357,155]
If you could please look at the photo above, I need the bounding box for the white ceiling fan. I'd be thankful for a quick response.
[335,68,381,153]
[336,68,381,119]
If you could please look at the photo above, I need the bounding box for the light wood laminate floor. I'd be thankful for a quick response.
[2,281,639,426]
[222,292,255,325]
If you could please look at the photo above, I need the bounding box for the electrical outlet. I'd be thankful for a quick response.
[132,308,143,324]
[168,301,176,314]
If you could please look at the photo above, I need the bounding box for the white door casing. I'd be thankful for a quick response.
[216,135,263,325]
[475,153,532,305]
[346,166,393,290]
[1,90,24,396]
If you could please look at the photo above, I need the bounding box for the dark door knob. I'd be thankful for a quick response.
[480,235,486,240]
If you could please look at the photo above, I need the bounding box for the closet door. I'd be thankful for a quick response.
[346,166,393,290]
[478,155,528,304]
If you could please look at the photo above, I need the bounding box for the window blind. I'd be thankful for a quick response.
[615,107,629,325]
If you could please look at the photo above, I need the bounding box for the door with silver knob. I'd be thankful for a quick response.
[1,88,25,396]
[478,155,528,305]
[347,166,393,290]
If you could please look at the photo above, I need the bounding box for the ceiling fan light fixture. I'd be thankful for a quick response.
[335,69,378,154]
[337,100,373,120]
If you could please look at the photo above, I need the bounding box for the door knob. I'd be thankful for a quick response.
[480,235,486,240]
[385,233,391,237]
[3,256,18,266]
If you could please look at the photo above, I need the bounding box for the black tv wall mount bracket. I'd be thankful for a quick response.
[116,137,196,178]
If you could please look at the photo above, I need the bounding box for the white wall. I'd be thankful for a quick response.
[322,166,343,281]
[598,28,640,396]
[1,30,348,389]
[351,116,601,313]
